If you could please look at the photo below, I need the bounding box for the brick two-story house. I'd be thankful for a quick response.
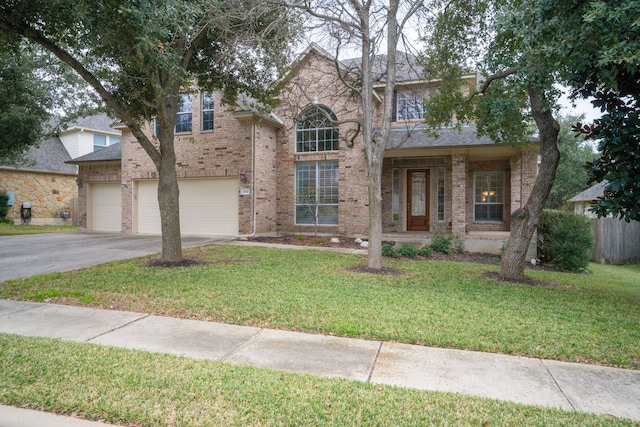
[70,44,539,252]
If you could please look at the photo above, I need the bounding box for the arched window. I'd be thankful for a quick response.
[295,105,339,152]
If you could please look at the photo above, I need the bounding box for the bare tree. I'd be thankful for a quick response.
[276,0,427,270]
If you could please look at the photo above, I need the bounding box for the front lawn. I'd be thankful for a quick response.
[0,334,635,426]
[0,223,77,236]
[1,245,638,368]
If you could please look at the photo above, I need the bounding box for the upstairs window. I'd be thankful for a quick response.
[396,87,438,121]
[175,94,193,133]
[202,92,214,131]
[397,90,424,121]
[154,93,193,135]
[296,105,339,153]
[93,134,107,151]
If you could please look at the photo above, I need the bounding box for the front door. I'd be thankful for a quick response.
[407,169,429,231]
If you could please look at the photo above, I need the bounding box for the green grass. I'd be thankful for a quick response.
[0,334,635,426]
[1,245,639,368]
[0,223,77,236]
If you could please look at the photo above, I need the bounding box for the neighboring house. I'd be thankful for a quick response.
[0,114,121,225]
[59,114,122,159]
[0,136,77,225]
[69,44,539,254]
[569,181,608,218]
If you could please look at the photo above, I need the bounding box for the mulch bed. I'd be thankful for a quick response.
[250,235,569,287]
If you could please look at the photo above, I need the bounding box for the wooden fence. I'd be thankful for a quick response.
[591,218,640,264]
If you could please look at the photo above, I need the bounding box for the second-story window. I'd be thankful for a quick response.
[202,92,214,131]
[175,94,193,133]
[296,105,339,153]
[396,90,424,121]
[93,134,107,151]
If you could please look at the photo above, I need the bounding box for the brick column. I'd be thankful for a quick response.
[510,155,523,214]
[520,150,539,203]
[451,152,467,235]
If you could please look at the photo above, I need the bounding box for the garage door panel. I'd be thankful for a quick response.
[91,183,122,232]
[136,179,238,236]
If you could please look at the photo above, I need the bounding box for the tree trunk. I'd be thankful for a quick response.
[156,133,183,263]
[499,86,560,279]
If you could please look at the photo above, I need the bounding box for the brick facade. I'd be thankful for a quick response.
[74,45,539,240]
[275,50,370,236]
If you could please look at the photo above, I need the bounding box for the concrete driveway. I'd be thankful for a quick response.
[0,232,230,282]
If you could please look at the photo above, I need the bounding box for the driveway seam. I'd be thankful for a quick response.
[540,359,577,411]
[84,313,152,343]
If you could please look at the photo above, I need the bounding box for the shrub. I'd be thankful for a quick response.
[381,244,399,258]
[417,245,434,257]
[397,243,418,258]
[538,210,594,272]
[452,235,465,254]
[430,232,454,254]
[0,193,9,220]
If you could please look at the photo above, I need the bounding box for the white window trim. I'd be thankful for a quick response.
[202,92,214,131]
[295,105,339,153]
[473,171,505,222]
[294,161,339,226]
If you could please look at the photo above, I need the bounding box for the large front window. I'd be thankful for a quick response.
[295,161,339,225]
[474,172,504,222]
[296,105,339,152]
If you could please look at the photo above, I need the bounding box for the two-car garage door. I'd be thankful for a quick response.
[135,178,239,236]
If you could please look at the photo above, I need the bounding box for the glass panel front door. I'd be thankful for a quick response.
[407,169,429,231]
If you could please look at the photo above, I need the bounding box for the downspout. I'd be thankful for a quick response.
[237,120,257,238]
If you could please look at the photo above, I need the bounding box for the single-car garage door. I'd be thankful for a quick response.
[136,178,239,236]
[89,182,122,232]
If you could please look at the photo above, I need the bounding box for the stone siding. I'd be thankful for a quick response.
[0,169,77,225]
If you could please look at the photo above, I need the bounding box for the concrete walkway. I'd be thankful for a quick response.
[1,299,639,425]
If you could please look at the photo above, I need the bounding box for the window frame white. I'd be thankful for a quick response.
[295,105,339,153]
[473,171,505,222]
[294,161,339,225]
[201,92,214,131]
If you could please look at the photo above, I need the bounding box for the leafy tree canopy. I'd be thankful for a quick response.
[547,114,597,210]
[0,40,100,164]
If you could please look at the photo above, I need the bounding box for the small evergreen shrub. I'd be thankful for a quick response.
[452,235,465,254]
[430,232,454,254]
[397,243,418,258]
[538,210,594,272]
[0,192,9,220]
[417,245,434,257]
[381,244,399,258]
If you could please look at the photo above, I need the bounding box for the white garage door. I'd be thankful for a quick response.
[90,182,122,232]
[136,178,239,236]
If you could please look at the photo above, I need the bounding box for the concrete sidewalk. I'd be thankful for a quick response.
[1,299,639,425]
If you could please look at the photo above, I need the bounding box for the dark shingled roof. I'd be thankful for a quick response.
[570,181,607,202]
[386,124,495,150]
[9,137,77,174]
[67,142,121,164]
[341,51,425,84]
[64,114,118,133]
